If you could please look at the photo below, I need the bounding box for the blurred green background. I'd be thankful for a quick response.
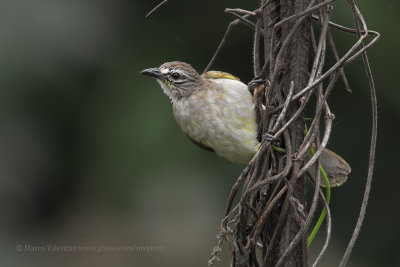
[0,0,398,266]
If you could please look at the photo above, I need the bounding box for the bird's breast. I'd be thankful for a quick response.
[172,82,259,164]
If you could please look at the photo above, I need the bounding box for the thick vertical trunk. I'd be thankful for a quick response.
[262,0,311,266]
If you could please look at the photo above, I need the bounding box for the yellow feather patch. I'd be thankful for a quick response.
[163,80,173,88]
[256,143,261,152]
[202,71,241,81]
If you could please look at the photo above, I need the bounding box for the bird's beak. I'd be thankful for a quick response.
[140,67,164,80]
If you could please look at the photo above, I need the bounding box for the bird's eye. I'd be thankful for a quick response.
[171,72,181,80]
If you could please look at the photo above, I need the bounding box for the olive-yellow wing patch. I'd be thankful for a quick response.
[202,71,241,81]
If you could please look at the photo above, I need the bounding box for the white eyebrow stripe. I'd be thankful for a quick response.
[160,68,169,74]
[176,70,193,78]
[174,70,186,76]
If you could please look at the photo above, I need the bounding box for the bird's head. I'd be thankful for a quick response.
[141,61,203,100]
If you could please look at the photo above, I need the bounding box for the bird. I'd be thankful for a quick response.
[141,61,350,186]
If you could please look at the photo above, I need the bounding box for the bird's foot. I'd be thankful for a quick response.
[262,130,281,147]
[247,78,266,94]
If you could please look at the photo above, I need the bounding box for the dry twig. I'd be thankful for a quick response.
[145,0,168,18]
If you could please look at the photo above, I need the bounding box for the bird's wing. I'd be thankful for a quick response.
[203,71,264,142]
[202,71,241,81]
[186,134,215,152]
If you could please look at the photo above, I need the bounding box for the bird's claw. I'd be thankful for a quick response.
[248,78,266,94]
[248,78,265,88]
[262,130,281,147]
